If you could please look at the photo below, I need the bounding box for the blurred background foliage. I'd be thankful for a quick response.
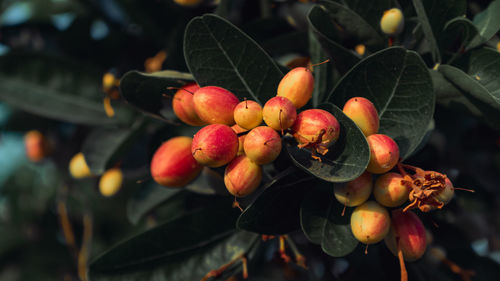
[0,0,499,281]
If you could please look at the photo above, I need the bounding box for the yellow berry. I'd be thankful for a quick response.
[380,8,404,36]
[99,168,123,197]
[69,152,92,179]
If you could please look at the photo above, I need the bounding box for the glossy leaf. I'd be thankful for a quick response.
[89,230,257,281]
[327,47,435,159]
[307,5,360,75]
[236,169,315,235]
[184,14,283,104]
[82,121,145,175]
[317,0,385,50]
[0,53,124,125]
[285,103,369,183]
[469,0,500,48]
[126,182,185,225]
[119,70,194,121]
[89,203,246,279]
[300,189,358,257]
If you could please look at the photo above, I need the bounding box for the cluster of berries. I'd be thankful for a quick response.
[150,66,342,198]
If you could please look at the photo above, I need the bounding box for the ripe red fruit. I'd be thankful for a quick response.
[385,209,427,261]
[150,136,203,187]
[243,126,282,165]
[193,86,239,125]
[224,155,262,197]
[342,97,379,136]
[172,83,206,126]
[374,172,409,207]
[231,124,248,156]
[191,124,239,167]
[277,67,314,109]
[291,109,340,159]
[366,134,399,174]
[334,171,373,207]
[350,201,391,244]
[233,100,263,130]
[262,96,297,132]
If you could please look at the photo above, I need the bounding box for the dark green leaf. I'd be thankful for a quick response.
[308,28,337,107]
[469,0,500,48]
[89,230,258,281]
[184,14,283,103]
[307,5,360,75]
[236,169,314,235]
[126,182,185,225]
[440,18,478,62]
[437,49,500,128]
[317,0,385,50]
[300,189,358,257]
[185,167,227,195]
[119,70,194,121]
[82,121,145,175]
[0,53,125,125]
[327,47,435,159]
[411,0,442,63]
[89,202,243,277]
[285,103,369,183]
[336,0,391,31]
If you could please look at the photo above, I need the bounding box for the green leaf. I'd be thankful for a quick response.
[317,0,385,50]
[327,47,435,159]
[437,49,500,127]
[89,230,258,281]
[300,189,358,257]
[0,53,125,125]
[126,182,185,225]
[184,14,283,104]
[285,103,369,183]
[119,70,194,121]
[307,5,360,75]
[82,121,145,175]
[469,0,500,48]
[89,202,248,280]
[236,169,315,235]
[335,0,391,32]
[411,0,441,63]
[440,18,478,62]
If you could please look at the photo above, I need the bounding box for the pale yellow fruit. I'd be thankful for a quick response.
[69,152,92,179]
[99,168,123,197]
[380,8,404,36]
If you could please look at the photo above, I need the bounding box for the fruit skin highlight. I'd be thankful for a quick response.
[380,8,404,36]
[291,109,340,149]
[172,83,206,126]
[374,172,409,207]
[342,97,379,136]
[224,155,262,197]
[193,86,239,125]
[350,201,391,244]
[234,100,263,130]
[99,168,123,197]
[262,96,297,131]
[69,152,92,179]
[334,172,373,207]
[366,134,400,174]
[385,209,427,261]
[277,67,314,109]
[191,124,239,167]
[24,130,49,162]
[243,126,282,165]
[151,136,202,187]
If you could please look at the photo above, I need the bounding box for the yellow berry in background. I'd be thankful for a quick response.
[99,168,123,197]
[355,44,366,56]
[69,152,92,179]
[173,0,203,7]
[380,8,404,36]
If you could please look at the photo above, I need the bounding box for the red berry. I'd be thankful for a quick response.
[277,67,314,109]
[366,134,399,174]
[243,126,282,165]
[374,172,409,207]
[191,124,239,167]
[224,155,262,197]
[193,86,239,125]
[262,96,297,131]
[342,97,379,136]
[172,83,206,126]
[350,201,391,244]
[385,209,427,261]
